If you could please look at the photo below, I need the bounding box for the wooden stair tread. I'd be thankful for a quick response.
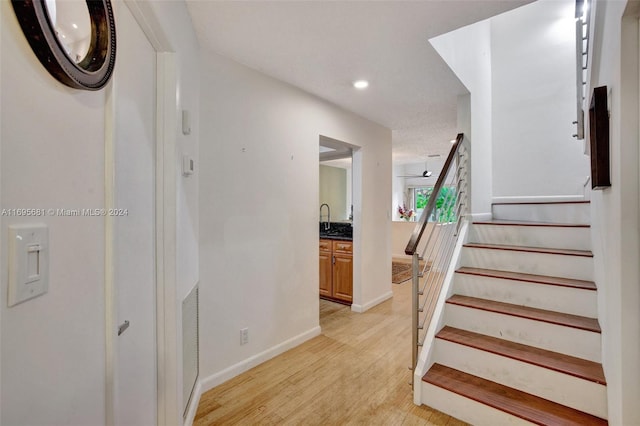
[473,220,590,228]
[423,364,607,426]
[463,242,593,257]
[436,326,606,384]
[456,267,597,291]
[446,295,601,333]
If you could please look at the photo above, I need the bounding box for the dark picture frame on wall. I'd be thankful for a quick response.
[589,85,611,189]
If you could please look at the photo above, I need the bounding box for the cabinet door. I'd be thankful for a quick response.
[319,251,332,297]
[333,253,353,303]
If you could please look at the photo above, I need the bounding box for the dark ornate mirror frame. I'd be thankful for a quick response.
[11,0,116,91]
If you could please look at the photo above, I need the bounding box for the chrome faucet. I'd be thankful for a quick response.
[320,203,331,230]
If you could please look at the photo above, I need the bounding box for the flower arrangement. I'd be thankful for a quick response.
[398,204,415,221]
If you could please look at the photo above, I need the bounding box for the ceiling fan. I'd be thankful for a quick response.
[397,170,432,178]
[397,155,440,179]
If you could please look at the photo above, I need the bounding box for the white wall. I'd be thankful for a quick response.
[430,20,493,217]
[392,164,407,221]
[198,51,392,388]
[1,2,106,423]
[319,165,347,220]
[490,0,590,200]
[0,1,200,424]
[145,0,201,305]
[432,0,590,209]
[392,222,416,259]
[392,221,435,260]
[588,0,640,424]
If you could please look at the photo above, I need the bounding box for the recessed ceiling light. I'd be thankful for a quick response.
[72,23,78,29]
[353,80,369,89]
[450,139,456,144]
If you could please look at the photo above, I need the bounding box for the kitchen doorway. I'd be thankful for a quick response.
[318,135,362,320]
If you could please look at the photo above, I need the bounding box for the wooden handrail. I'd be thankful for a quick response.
[404,133,465,255]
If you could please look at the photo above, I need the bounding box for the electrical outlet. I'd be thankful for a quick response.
[240,328,249,345]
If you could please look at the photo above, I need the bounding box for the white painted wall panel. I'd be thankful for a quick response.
[461,246,594,281]
[112,4,157,424]
[0,1,201,423]
[469,222,592,250]
[490,0,590,198]
[1,2,106,423]
[588,1,640,424]
[444,304,602,362]
[453,273,598,317]
[430,20,493,217]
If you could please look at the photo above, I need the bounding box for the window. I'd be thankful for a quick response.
[410,186,457,223]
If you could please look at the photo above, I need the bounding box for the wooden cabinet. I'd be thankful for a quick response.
[319,239,353,304]
[319,247,332,298]
[332,254,353,302]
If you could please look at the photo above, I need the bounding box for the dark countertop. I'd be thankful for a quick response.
[319,222,353,241]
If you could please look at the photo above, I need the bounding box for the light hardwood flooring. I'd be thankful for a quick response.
[194,281,465,425]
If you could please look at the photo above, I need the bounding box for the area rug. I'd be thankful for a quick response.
[392,262,413,284]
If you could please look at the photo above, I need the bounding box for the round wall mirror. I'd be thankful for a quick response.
[11,0,116,91]
[45,0,92,64]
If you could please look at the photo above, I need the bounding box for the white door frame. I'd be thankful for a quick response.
[104,2,180,424]
[318,135,363,311]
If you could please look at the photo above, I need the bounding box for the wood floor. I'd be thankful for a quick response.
[194,281,465,425]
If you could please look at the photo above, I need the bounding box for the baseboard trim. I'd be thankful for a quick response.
[492,195,588,204]
[184,380,203,426]
[187,325,321,424]
[351,290,393,313]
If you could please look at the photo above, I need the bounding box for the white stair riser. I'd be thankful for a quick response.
[433,340,608,419]
[454,274,598,318]
[492,204,590,224]
[470,225,591,251]
[421,382,534,426]
[462,247,593,281]
[444,304,601,362]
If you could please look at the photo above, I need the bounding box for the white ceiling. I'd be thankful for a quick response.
[186,0,531,164]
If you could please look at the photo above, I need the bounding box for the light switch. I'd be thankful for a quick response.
[26,244,41,282]
[8,224,49,307]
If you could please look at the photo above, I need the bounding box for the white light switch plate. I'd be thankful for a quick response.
[8,224,49,307]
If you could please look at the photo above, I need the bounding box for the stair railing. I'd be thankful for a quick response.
[405,133,471,382]
[574,0,590,140]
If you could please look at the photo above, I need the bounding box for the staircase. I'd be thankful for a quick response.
[420,201,608,425]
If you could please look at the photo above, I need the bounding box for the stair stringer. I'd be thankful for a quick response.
[413,220,470,404]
